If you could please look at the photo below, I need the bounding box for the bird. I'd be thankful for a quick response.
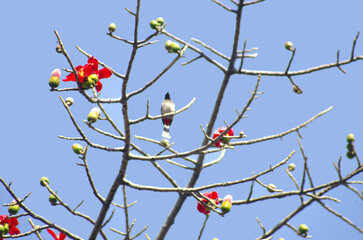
[161,92,175,139]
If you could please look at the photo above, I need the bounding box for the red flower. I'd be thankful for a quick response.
[197,191,219,214]
[212,127,234,147]
[47,229,66,240]
[0,215,20,237]
[63,57,112,92]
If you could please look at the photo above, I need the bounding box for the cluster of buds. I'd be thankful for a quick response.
[49,69,61,88]
[150,17,164,29]
[346,133,356,159]
[165,40,181,53]
[87,107,101,124]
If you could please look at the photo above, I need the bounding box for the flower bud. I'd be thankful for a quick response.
[3,223,9,234]
[347,151,355,159]
[0,224,4,235]
[72,143,84,154]
[223,194,233,203]
[88,74,99,85]
[161,138,169,147]
[87,112,99,123]
[8,201,20,215]
[56,44,62,53]
[293,85,303,94]
[108,23,117,33]
[65,97,74,106]
[346,143,353,151]
[90,107,101,117]
[156,17,165,26]
[170,42,181,53]
[288,163,296,171]
[49,194,57,205]
[221,200,232,213]
[347,133,355,142]
[267,183,276,193]
[239,130,245,137]
[49,69,61,88]
[165,40,173,53]
[51,69,61,78]
[150,20,159,29]
[298,224,309,234]
[40,177,49,187]
[285,41,293,51]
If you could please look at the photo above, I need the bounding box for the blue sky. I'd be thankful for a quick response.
[1,0,363,239]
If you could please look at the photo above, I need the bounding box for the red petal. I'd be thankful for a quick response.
[228,128,234,136]
[212,131,220,140]
[98,68,112,79]
[59,233,67,240]
[62,73,76,82]
[47,229,58,240]
[95,81,103,92]
[0,215,7,223]
[218,127,227,133]
[9,226,20,235]
[197,202,209,214]
[8,218,18,227]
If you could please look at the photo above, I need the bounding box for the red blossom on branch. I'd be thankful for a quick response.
[197,191,219,214]
[47,228,66,240]
[63,56,112,92]
[0,215,20,239]
[212,127,234,147]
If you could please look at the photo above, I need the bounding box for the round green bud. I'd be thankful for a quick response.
[72,143,84,154]
[267,183,276,193]
[150,20,159,29]
[347,151,355,159]
[49,194,57,205]
[221,200,232,213]
[65,97,74,106]
[346,143,354,151]
[8,203,20,215]
[156,17,164,26]
[285,41,293,51]
[3,223,9,234]
[347,133,355,142]
[40,177,49,187]
[87,111,99,123]
[161,138,169,147]
[56,44,62,53]
[0,224,4,235]
[298,224,309,234]
[170,42,181,53]
[165,40,173,52]
[288,163,296,171]
[108,23,117,33]
[49,76,60,88]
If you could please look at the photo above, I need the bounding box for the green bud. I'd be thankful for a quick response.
[267,183,276,193]
[221,200,232,213]
[347,151,355,159]
[8,203,20,215]
[49,194,57,205]
[56,44,62,53]
[3,223,9,235]
[170,42,181,53]
[347,133,355,142]
[0,224,4,235]
[72,143,84,154]
[65,97,74,106]
[165,40,173,53]
[49,76,60,88]
[81,77,93,89]
[156,17,165,26]
[108,23,117,33]
[346,143,354,151]
[150,20,159,29]
[88,74,98,85]
[285,41,293,51]
[288,163,296,171]
[40,177,49,187]
[298,224,309,234]
[87,112,99,123]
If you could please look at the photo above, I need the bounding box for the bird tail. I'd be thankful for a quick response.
[162,125,171,139]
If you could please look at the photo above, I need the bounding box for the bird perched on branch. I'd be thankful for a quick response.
[161,92,175,139]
